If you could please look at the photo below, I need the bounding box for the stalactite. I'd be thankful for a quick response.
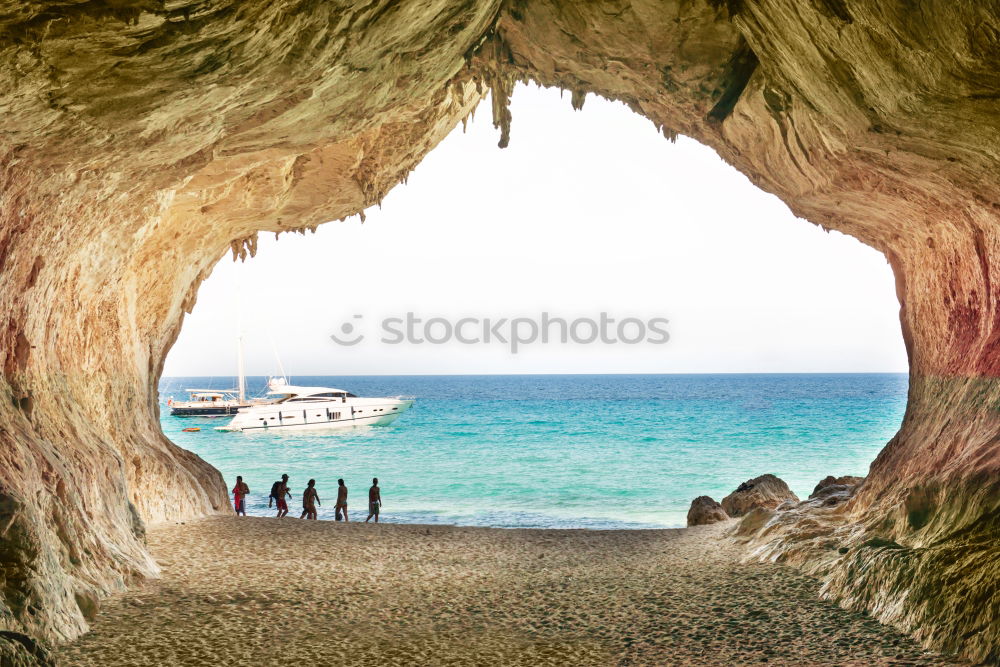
[489,75,513,148]
[229,232,258,261]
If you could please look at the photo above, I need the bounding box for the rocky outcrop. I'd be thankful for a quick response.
[721,475,798,517]
[687,496,729,526]
[1,0,999,662]
[810,476,865,499]
[734,467,997,662]
[0,632,54,667]
[809,476,865,506]
[732,475,866,547]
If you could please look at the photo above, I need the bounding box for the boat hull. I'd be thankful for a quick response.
[170,405,248,416]
[217,399,414,432]
[225,412,404,432]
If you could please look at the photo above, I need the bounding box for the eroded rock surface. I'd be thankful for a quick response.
[721,474,798,517]
[1,0,999,662]
[0,631,54,667]
[687,496,729,526]
[809,475,865,505]
[811,476,865,498]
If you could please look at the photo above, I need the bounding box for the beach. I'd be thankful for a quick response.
[57,517,954,666]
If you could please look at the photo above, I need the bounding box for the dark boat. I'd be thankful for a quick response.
[168,389,255,416]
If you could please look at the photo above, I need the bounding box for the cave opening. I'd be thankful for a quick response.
[159,84,908,529]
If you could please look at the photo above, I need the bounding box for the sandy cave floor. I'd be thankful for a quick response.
[56,517,960,666]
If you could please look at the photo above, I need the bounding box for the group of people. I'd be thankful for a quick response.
[230,474,383,523]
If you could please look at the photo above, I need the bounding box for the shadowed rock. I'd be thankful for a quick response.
[721,475,799,517]
[0,631,54,666]
[687,496,729,526]
[809,476,865,506]
[811,476,865,499]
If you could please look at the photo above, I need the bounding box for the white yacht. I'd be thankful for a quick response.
[217,379,414,432]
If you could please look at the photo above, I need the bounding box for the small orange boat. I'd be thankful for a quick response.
[182,427,201,432]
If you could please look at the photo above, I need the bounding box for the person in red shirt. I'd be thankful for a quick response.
[232,476,250,516]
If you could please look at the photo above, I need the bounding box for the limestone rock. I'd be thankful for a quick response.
[721,475,799,518]
[0,631,54,666]
[733,507,775,539]
[810,476,865,499]
[0,0,998,661]
[687,496,729,526]
[808,476,865,507]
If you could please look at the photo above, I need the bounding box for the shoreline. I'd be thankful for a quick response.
[58,516,957,666]
[181,508,688,531]
[159,374,905,537]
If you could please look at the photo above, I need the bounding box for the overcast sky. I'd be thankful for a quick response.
[163,84,907,378]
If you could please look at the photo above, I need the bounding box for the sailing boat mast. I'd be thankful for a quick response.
[236,266,246,403]
[237,333,246,403]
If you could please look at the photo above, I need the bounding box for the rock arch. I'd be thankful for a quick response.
[1,0,997,661]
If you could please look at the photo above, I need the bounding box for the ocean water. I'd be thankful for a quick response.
[158,374,907,529]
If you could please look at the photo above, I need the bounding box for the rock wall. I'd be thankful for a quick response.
[0,0,498,647]
[1,0,997,661]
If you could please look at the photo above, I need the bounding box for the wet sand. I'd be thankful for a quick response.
[58,517,956,666]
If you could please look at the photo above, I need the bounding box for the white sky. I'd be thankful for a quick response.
[164,84,907,377]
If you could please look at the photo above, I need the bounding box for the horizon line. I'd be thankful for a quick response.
[161,370,910,378]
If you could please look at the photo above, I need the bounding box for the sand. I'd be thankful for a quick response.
[57,517,957,666]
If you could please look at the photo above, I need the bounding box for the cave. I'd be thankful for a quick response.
[0,0,998,663]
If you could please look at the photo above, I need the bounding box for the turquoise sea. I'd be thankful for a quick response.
[159,374,907,529]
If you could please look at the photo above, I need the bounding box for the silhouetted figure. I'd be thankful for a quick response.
[270,473,291,518]
[365,477,381,523]
[300,479,320,520]
[335,478,349,522]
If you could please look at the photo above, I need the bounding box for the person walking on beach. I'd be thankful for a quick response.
[335,478,349,522]
[269,474,291,518]
[232,476,250,516]
[300,479,320,520]
[365,478,381,523]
